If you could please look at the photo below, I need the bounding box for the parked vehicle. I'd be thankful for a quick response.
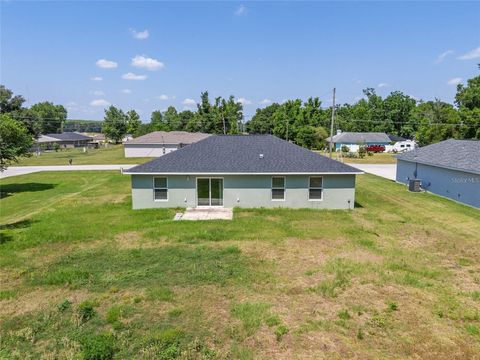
[385,140,418,153]
[365,144,385,153]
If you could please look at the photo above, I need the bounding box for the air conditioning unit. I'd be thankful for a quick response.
[408,179,422,192]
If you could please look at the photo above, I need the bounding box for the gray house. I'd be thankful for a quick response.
[124,135,362,209]
[396,139,480,208]
[44,132,93,148]
[124,131,210,158]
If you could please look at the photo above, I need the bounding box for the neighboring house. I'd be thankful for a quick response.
[326,131,391,152]
[123,135,362,209]
[44,132,93,148]
[387,134,406,142]
[91,133,106,144]
[33,135,62,150]
[396,139,480,208]
[124,131,211,158]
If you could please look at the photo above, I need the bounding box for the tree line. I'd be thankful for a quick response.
[1,71,479,169]
[247,74,480,147]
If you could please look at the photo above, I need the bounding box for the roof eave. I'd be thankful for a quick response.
[397,158,480,175]
[122,171,364,175]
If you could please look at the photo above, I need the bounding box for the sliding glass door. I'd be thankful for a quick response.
[196,178,223,207]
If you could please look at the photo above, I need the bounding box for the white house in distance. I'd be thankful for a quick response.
[123,131,210,158]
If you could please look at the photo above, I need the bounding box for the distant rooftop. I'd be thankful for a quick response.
[326,132,391,143]
[125,131,210,145]
[125,134,362,174]
[44,132,93,141]
[396,139,480,175]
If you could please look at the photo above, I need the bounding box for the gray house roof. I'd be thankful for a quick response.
[396,139,480,175]
[125,131,210,145]
[326,132,391,144]
[45,132,93,141]
[124,135,362,174]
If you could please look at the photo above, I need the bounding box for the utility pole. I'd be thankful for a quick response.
[329,87,336,158]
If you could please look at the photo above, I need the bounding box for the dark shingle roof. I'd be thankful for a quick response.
[45,132,93,141]
[325,132,391,143]
[387,134,406,142]
[125,131,210,145]
[125,135,362,174]
[396,139,480,174]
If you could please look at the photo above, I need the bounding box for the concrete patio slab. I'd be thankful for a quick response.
[346,163,397,181]
[174,207,233,221]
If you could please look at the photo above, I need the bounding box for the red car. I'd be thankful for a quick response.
[365,144,385,153]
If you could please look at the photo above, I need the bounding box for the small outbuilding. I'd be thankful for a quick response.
[123,134,362,209]
[396,139,480,208]
[123,131,210,158]
[326,131,391,152]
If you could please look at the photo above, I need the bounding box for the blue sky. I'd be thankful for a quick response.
[1,1,479,121]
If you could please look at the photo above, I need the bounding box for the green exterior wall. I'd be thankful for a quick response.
[130,174,357,209]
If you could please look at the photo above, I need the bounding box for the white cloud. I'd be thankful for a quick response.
[182,98,196,105]
[96,59,118,69]
[90,99,110,107]
[237,97,252,105]
[158,94,175,100]
[131,55,164,71]
[91,76,103,81]
[121,89,132,94]
[377,83,388,88]
[435,50,454,63]
[447,77,462,86]
[93,90,105,96]
[235,4,247,16]
[130,29,149,40]
[457,46,480,60]
[259,99,272,105]
[122,72,147,80]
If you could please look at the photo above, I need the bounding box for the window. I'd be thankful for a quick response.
[154,177,168,201]
[271,177,285,200]
[309,177,323,201]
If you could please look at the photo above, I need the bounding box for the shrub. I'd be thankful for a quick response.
[81,333,116,360]
[358,146,367,158]
[341,145,350,153]
[357,328,364,340]
[78,300,96,322]
[274,325,289,341]
[58,299,72,312]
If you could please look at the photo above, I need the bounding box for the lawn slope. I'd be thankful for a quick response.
[0,172,479,359]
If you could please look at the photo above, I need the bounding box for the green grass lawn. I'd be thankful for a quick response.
[314,151,397,164]
[0,172,479,359]
[14,145,152,166]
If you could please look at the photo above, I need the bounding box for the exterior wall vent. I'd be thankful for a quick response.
[259,154,264,159]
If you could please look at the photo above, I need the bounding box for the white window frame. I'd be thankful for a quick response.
[153,177,168,201]
[308,176,323,201]
[271,176,286,201]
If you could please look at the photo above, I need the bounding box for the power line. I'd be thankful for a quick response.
[7,114,479,128]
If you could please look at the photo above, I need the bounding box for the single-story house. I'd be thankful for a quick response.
[44,132,93,148]
[123,135,363,209]
[396,139,480,208]
[124,131,211,158]
[325,131,391,152]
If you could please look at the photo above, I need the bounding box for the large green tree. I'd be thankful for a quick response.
[102,106,128,143]
[126,110,141,136]
[30,101,67,134]
[0,114,33,170]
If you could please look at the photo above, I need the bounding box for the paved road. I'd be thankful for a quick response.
[0,165,136,179]
[347,163,396,181]
[1,163,397,181]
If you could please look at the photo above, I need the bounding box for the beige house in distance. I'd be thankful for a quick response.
[124,131,210,158]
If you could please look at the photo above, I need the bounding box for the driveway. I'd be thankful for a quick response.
[347,163,397,181]
[0,165,136,179]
